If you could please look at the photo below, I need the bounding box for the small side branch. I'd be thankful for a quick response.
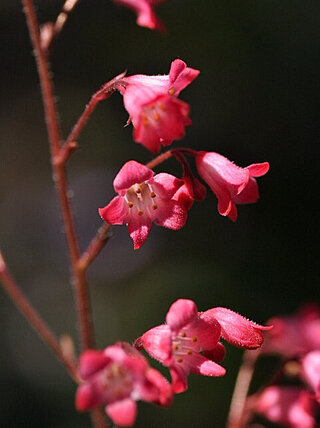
[62,72,127,155]
[41,0,80,54]
[0,251,79,382]
[78,223,112,272]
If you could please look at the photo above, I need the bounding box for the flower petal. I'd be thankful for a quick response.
[166,299,198,331]
[168,59,200,95]
[113,161,153,195]
[78,350,110,380]
[141,325,172,363]
[106,398,137,427]
[153,200,187,230]
[75,383,101,411]
[151,173,184,199]
[170,365,188,393]
[99,196,128,225]
[127,215,152,249]
[189,353,226,377]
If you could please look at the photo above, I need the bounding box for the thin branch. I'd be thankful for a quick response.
[62,73,127,156]
[41,0,80,54]
[78,223,112,272]
[146,149,173,169]
[226,350,260,428]
[0,251,79,382]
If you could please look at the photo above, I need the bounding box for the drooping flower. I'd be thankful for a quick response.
[254,386,317,428]
[195,151,269,221]
[113,0,168,32]
[301,351,320,402]
[99,160,187,249]
[120,59,200,152]
[201,307,272,349]
[137,299,270,393]
[75,342,173,427]
[261,304,320,358]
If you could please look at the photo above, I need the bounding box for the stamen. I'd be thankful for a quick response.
[187,350,193,355]
[152,204,158,210]
[127,201,133,208]
[168,88,175,95]
[180,332,186,338]
[141,112,149,126]
[138,209,144,216]
[150,191,156,198]
[153,112,160,121]
[177,357,183,363]
[191,336,197,343]
[158,102,166,111]
[173,344,179,351]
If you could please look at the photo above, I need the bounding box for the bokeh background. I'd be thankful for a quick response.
[0,0,319,426]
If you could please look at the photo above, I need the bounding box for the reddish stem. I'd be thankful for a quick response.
[0,251,79,382]
[78,223,112,272]
[62,73,127,156]
[22,1,107,426]
[226,350,260,428]
[146,150,173,169]
[22,0,94,352]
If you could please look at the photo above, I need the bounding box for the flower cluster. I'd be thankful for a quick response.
[248,304,320,427]
[97,59,269,248]
[75,299,270,425]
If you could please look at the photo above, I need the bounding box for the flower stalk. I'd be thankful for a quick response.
[0,250,79,382]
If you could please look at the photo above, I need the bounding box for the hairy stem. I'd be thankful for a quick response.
[0,251,79,382]
[226,350,260,428]
[63,73,127,154]
[22,0,94,351]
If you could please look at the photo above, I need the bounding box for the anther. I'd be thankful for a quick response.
[153,112,160,121]
[173,344,179,351]
[180,332,186,338]
[150,192,156,198]
[177,357,183,363]
[191,336,197,343]
[127,201,133,208]
[158,102,166,111]
[141,112,149,126]
[168,88,175,95]
[187,350,193,355]
[138,210,144,216]
[152,204,158,210]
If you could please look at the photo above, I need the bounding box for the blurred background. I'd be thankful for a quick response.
[0,0,319,426]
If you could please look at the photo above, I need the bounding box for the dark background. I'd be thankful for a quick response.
[0,0,319,426]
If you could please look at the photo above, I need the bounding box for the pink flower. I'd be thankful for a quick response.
[99,160,187,249]
[201,307,272,349]
[113,0,167,32]
[301,351,320,402]
[137,300,271,393]
[137,299,226,393]
[261,304,320,358]
[75,342,172,427]
[121,59,200,152]
[195,151,269,221]
[255,386,317,428]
